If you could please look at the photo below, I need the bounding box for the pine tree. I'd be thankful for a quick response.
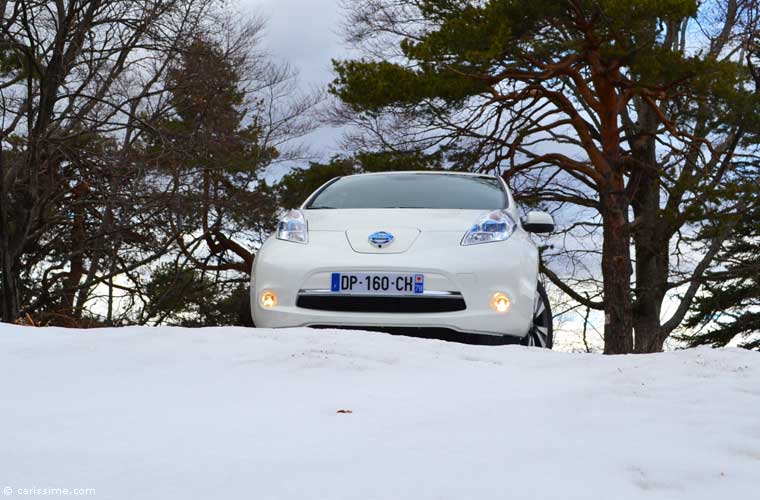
[684,199,760,351]
[149,37,279,274]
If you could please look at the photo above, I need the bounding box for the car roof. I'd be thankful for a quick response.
[341,170,500,180]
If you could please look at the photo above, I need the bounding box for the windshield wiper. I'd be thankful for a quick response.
[307,205,337,209]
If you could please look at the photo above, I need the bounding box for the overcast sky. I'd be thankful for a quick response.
[242,0,350,165]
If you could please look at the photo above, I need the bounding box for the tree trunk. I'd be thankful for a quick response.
[1,254,20,322]
[600,183,634,354]
[0,147,20,322]
[61,189,87,317]
[631,176,669,352]
[629,105,669,353]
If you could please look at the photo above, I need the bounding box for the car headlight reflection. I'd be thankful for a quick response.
[461,210,516,245]
[276,209,308,244]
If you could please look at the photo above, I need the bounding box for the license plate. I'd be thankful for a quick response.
[330,272,424,295]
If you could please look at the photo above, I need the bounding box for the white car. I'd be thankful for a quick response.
[251,171,555,347]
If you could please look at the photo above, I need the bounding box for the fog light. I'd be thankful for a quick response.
[490,292,511,313]
[261,291,278,308]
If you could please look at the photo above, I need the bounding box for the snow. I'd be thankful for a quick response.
[1,325,758,499]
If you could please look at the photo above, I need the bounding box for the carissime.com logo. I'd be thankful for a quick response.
[2,485,96,496]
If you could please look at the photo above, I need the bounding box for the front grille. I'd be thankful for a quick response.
[296,294,466,313]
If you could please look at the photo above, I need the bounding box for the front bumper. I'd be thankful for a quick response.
[251,230,538,338]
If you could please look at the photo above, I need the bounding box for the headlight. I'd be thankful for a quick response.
[461,210,516,245]
[276,209,308,244]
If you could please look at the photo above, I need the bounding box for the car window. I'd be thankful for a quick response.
[305,173,507,210]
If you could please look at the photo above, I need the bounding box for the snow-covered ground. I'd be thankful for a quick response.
[1,325,758,499]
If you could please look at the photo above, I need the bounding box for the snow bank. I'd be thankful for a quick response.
[1,325,758,499]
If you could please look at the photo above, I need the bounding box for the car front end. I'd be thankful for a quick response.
[251,172,547,344]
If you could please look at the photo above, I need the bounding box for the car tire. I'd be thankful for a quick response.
[523,282,553,349]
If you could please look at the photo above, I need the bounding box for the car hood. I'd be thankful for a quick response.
[303,208,487,232]
[303,209,495,254]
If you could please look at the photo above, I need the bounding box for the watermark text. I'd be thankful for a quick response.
[2,486,96,496]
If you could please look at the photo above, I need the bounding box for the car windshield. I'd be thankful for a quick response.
[305,173,507,210]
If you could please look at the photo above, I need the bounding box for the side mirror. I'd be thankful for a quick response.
[522,211,555,234]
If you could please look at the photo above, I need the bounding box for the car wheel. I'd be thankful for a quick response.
[523,282,553,349]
